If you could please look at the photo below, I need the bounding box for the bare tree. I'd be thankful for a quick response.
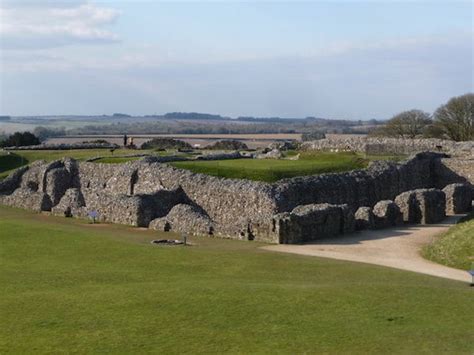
[434,93,474,141]
[373,110,431,138]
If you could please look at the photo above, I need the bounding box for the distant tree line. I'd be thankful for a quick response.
[33,126,66,141]
[0,132,40,147]
[371,93,474,141]
[65,118,381,136]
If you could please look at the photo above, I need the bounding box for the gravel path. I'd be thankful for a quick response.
[263,215,471,283]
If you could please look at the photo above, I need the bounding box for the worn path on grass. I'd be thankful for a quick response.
[263,215,471,283]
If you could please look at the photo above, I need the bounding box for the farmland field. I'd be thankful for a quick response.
[0,206,472,353]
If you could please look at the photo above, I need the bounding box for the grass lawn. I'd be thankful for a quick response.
[0,206,472,353]
[1,149,402,182]
[171,152,396,182]
[423,214,474,270]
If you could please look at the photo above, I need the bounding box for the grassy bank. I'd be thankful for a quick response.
[423,214,474,270]
[0,206,472,353]
[171,152,389,182]
[1,150,401,182]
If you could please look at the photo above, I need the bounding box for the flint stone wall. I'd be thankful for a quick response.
[372,200,403,228]
[273,203,354,244]
[149,204,214,236]
[394,189,446,224]
[442,183,473,214]
[0,151,472,243]
[301,137,474,157]
[273,152,439,212]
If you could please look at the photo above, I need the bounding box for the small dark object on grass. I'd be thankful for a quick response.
[151,239,184,246]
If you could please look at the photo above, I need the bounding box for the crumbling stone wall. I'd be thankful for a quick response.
[1,151,473,244]
[273,203,354,244]
[273,153,438,212]
[302,137,474,157]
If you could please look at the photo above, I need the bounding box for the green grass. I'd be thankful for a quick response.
[0,206,472,353]
[171,152,379,182]
[93,156,143,164]
[423,214,474,270]
[1,150,402,182]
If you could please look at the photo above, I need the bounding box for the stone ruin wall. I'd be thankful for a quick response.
[0,158,280,242]
[273,153,436,212]
[302,137,474,157]
[0,151,473,244]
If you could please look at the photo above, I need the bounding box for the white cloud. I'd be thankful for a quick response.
[0,1,120,49]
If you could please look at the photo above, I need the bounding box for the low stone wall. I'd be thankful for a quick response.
[302,137,474,157]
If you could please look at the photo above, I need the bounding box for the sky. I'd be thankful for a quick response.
[0,0,472,119]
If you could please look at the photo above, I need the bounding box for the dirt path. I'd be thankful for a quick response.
[263,215,471,283]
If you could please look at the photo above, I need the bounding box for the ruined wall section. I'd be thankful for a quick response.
[302,137,474,157]
[274,153,437,213]
[1,151,473,244]
[434,157,474,187]
[130,162,279,242]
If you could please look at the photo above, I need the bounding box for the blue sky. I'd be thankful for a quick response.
[0,0,472,119]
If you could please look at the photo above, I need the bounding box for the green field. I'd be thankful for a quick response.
[171,152,395,182]
[423,214,474,270]
[0,206,472,353]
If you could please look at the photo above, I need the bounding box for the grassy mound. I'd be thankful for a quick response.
[423,214,474,270]
[171,152,370,182]
[0,206,472,353]
[1,150,401,182]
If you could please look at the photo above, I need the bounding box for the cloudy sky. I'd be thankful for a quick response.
[0,0,472,119]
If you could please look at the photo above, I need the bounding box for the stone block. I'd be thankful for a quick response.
[442,183,472,214]
[394,191,419,223]
[373,200,403,228]
[273,203,353,244]
[149,204,214,235]
[355,206,374,230]
[413,189,446,224]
